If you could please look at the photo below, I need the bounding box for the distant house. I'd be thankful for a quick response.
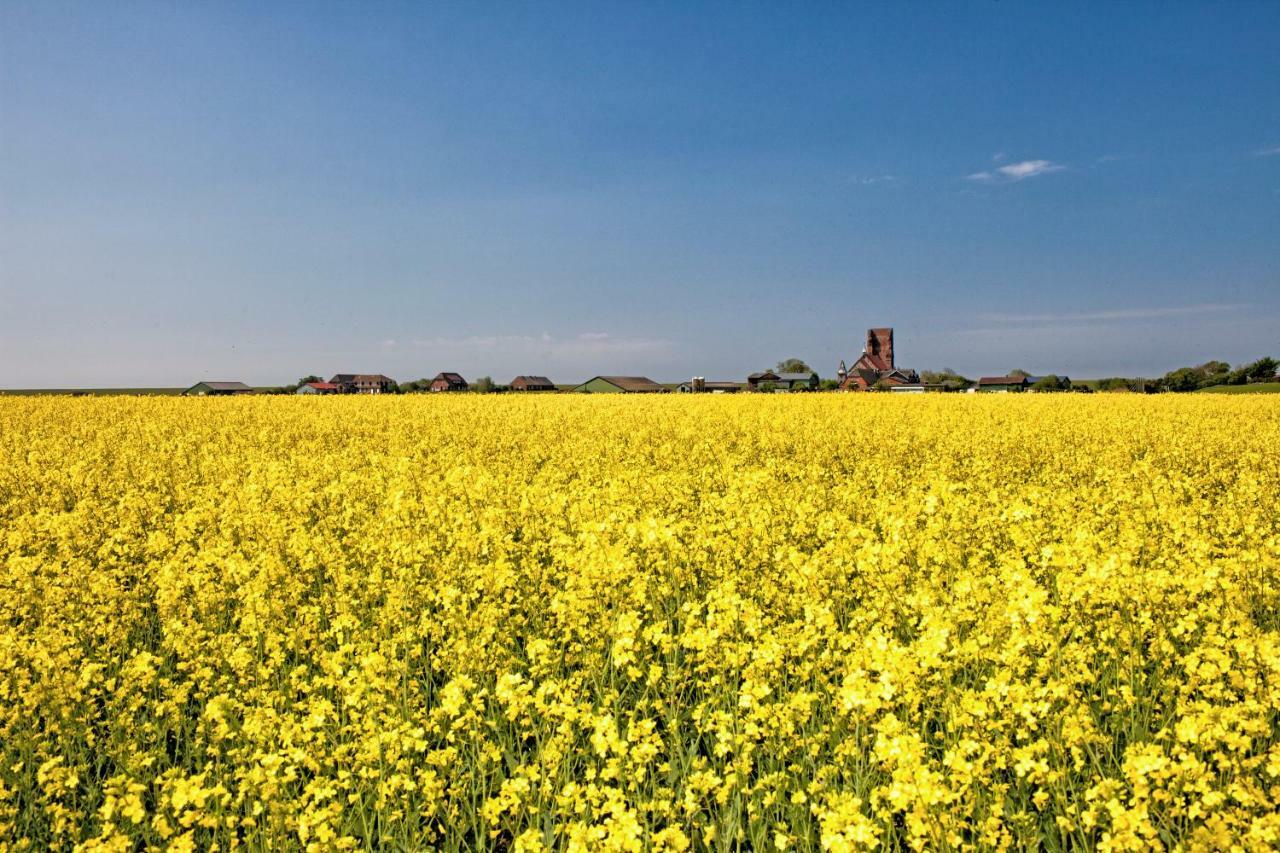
[330,374,396,394]
[889,384,926,393]
[297,381,339,395]
[748,370,818,391]
[510,375,557,392]
[182,381,254,396]
[572,376,667,393]
[838,328,921,390]
[775,371,819,391]
[976,376,1030,393]
[430,372,469,392]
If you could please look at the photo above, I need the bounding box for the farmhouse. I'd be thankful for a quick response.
[510,375,557,392]
[838,327,920,390]
[976,376,1029,393]
[296,381,339,395]
[747,371,818,391]
[430,372,469,392]
[572,376,667,393]
[182,381,254,396]
[330,374,396,394]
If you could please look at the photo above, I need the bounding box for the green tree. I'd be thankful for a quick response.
[473,376,495,394]
[1008,368,1031,378]
[775,358,812,374]
[921,368,972,392]
[1031,374,1070,392]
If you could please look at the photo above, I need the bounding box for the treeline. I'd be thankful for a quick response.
[1091,356,1278,394]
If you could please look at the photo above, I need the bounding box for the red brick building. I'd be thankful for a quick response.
[838,328,920,390]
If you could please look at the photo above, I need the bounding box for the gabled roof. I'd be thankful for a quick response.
[748,371,780,381]
[198,381,253,391]
[775,372,816,382]
[512,375,554,385]
[853,352,892,372]
[305,381,338,390]
[978,376,1027,385]
[433,372,467,383]
[581,376,665,392]
[352,374,393,383]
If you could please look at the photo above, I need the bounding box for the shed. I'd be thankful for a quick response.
[182,381,254,396]
[572,376,667,394]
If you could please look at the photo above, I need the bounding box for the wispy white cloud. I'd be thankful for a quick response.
[1096,153,1133,164]
[407,331,673,356]
[1255,145,1280,157]
[977,302,1247,325]
[992,151,1006,163]
[967,159,1065,182]
[849,174,896,186]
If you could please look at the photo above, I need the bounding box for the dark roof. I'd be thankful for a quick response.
[330,374,356,383]
[352,374,393,383]
[775,372,816,382]
[978,376,1027,385]
[199,381,253,391]
[433,372,467,383]
[748,371,780,381]
[512,375,554,385]
[590,376,665,392]
[854,352,892,372]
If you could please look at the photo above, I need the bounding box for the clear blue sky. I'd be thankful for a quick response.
[2,1,1278,386]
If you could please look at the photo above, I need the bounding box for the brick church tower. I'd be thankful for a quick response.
[864,327,894,369]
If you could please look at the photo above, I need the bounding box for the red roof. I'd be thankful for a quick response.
[307,382,338,390]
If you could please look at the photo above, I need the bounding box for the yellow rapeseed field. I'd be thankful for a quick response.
[2,394,1279,852]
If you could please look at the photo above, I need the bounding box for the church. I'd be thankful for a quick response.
[837,327,920,390]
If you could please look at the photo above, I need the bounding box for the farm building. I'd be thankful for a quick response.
[430,372,469,392]
[678,378,742,393]
[976,376,1029,392]
[329,374,396,394]
[572,376,667,394]
[182,381,254,396]
[297,382,339,395]
[747,371,818,391]
[838,328,921,390]
[510,375,557,392]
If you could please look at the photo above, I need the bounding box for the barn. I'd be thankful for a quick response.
[572,376,667,393]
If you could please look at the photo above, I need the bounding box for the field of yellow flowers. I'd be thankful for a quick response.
[2,394,1279,851]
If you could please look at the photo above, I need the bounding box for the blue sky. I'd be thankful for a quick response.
[2,2,1278,385]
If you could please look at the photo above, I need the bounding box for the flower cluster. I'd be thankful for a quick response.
[1,394,1278,850]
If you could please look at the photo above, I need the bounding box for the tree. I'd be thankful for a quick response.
[297,375,322,386]
[818,378,842,391]
[921,368,972,392]
[1031,374,1070,392]
[1008,369,1031,378]
[1247,357,1278,383]
[872,379,892,392]
[473,376,495,394]
[775,358,812,374]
